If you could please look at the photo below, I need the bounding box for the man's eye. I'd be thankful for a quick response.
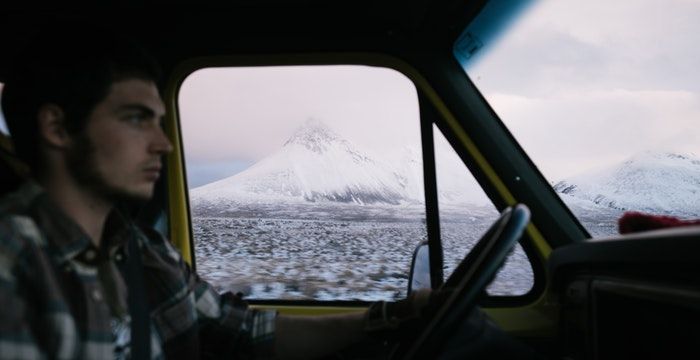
[125,114,146,124]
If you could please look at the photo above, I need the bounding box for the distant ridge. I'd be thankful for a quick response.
[554,151,700,216]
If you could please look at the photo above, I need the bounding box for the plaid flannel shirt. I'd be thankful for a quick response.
[0,182,276,359]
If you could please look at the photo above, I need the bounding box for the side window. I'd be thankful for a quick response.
[179,66,427,301]
[434,126,534,296]
[178,65,534,301]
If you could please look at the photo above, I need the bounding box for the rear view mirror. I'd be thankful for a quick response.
[408,241,431,294]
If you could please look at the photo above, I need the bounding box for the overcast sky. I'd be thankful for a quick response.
[466,0,700,180]
[180,0,700,187]
[179,65,422,187]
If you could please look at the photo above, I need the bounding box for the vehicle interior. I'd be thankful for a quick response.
[1,0,699,359]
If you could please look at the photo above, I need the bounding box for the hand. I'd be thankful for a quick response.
[364,289,450,333]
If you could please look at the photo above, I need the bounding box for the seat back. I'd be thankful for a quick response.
[0,132,28,196]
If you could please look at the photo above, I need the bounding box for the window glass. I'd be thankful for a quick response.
[434,126,533,295]
[179,66,427,301]
[455,0,700,236]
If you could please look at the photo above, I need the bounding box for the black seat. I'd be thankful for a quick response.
[0,132,27,197]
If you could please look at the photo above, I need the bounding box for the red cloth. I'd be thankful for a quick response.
[618,211,700,234]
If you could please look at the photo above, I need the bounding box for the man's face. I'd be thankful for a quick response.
[67,79,172,203]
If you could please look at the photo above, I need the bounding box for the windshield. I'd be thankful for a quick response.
[455,0,700,237]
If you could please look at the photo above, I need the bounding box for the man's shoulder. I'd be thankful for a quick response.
[0,182,46,263]
[0,181,42,217]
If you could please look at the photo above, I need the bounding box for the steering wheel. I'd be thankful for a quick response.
[396,204,531,359]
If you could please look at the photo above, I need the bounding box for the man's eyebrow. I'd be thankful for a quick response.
[116,104,161,117]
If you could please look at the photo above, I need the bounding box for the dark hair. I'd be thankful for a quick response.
[1,22,161,173]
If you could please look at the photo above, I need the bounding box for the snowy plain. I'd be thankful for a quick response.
[192,203,534,301]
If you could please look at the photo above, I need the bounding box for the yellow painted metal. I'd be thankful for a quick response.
[526,223,552,258]
[163,78,193,265]
[163,54,556,330]
[252,297,558,337]
[483,287,559,338]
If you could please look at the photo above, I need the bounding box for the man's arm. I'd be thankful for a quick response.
[153,230,434,359]
[0,279,43,359]
[275,311,367,360]
[0,217,45,358]
[274,289,434,359]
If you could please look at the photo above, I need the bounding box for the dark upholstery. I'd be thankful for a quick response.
[0,133,27,197]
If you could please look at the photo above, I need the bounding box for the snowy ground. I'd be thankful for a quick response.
[192,203,535,301]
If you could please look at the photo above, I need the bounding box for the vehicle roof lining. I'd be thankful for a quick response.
[0,0,486,82]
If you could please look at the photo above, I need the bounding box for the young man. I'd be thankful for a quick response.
[0,25,432,359]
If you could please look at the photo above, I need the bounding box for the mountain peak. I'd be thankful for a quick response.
[284,118,342,154]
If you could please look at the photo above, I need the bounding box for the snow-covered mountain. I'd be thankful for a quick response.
[554,151,700,216]
[191,119,493,209]
[192,119,418,206]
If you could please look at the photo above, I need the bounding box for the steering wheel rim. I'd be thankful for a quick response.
[399,204,531,359]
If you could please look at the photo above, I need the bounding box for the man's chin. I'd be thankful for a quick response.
[119,187,155,205]
[99,184,155,208]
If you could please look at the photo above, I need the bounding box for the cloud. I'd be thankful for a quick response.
[489,89,700,180]
[470,0,700,94]
[178,65,420,164]
[465,0,700,180]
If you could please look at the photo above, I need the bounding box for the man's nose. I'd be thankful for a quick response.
[150,126,174,155]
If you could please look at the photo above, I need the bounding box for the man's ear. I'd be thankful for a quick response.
[37,104,70,148]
